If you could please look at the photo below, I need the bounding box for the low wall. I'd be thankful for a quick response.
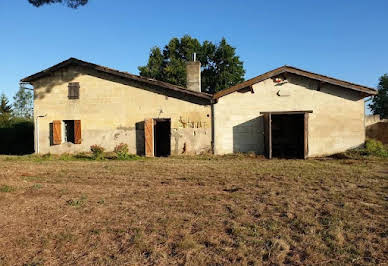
[366,122,388,144]
[365,115,388,127]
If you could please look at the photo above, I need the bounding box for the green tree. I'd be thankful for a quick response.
[138,35,245,94]
[369,74,388,118]
[28,0,87,8]
[13,86,33,119]
[0,94,12,126]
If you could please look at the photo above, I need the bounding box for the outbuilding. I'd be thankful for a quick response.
[212,66,377,158]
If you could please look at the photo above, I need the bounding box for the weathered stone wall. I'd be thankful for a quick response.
[365,114,388,127]
[33,66,211,155]
[213,74,366,157]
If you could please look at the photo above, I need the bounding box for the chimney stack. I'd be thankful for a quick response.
[186,54,201,92]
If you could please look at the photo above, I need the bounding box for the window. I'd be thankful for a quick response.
[68,82,80,99]
[51,120,81,145]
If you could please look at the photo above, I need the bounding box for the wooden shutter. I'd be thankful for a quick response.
[53,120,62,145]
[263,113,272,159]
[144,118,154,157]
[68,82,79,99]
[74,120,82,144]
[304,113,309,159]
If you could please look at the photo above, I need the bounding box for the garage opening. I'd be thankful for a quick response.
[262,111,311,159]
[154,119,171,157]
[271,114,304,158]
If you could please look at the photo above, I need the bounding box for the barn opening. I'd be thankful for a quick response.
[262,111,311,159]
[271,114,304,158]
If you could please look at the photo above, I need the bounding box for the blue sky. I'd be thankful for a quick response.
[0,0,387,112]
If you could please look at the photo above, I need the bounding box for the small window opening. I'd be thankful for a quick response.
[64,120,75,143]
[68,82,80,99]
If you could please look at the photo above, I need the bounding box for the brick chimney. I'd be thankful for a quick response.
[186,60,201,92]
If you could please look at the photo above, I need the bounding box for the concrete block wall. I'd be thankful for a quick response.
[214,75,366,157]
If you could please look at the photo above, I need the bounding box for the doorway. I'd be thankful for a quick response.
[154,119,171,157]
[262,111,311,159]
[271,114,304,158]
[144,118,171,157]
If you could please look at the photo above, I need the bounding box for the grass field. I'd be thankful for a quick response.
[0,154,387,265]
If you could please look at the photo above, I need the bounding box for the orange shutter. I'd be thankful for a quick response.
[53,120,62,145]
[74,120,81,144]
[144,119,154,157]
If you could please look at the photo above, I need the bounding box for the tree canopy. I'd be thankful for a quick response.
[13,86,33,119]
[138,35,245,94]
[0,94,12,115]
[28,0,87,8]
[0,94,12,125]
[369,74,388,118]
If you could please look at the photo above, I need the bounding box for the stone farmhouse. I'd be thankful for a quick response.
[21,58,377,158]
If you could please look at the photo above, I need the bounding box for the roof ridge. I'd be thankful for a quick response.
[21,57,212,100]
[213,65,377,99]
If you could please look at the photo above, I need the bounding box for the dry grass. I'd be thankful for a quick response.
[0,154,387,265]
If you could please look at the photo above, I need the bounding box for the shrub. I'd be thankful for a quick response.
[114,143,129,160]
[365,139,388,157]
[90,145,105,160]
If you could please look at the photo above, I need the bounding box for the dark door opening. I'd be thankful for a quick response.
[262,111,311,159]
[154,119,171,157]
[271,114,304,158]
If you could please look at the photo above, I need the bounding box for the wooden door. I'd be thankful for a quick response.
[263,113,272,159]
[144,118,154,157]
[304,113,309,159]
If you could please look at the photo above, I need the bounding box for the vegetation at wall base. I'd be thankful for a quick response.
[114,143,129,160]
[90,145,105,160]
[364,139,388,157]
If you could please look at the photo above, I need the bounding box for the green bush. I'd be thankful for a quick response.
[90,145,105,160]
[365,139,388,157]
[114,143,129,160]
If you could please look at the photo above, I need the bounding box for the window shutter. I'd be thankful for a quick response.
[53,120,62,145]
[68,84,74,98]
[68,82,80,99]
[74,120,82,144]
[74,85,79,98]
